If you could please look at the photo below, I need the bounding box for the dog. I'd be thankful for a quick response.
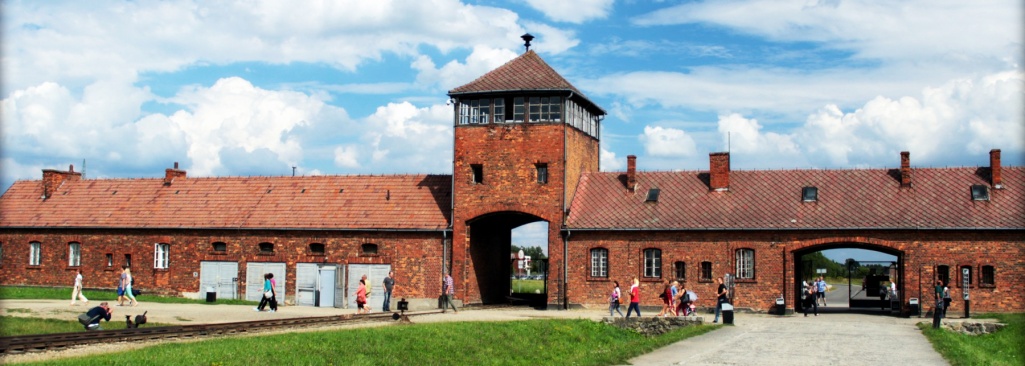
[125,311,148,328]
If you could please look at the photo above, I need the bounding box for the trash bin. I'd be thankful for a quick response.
[909,298,920,316]
[775,297,786,315]
[721,303,735,324]
[205,286,216,302]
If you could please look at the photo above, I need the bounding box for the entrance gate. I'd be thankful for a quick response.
[509,259,548,307]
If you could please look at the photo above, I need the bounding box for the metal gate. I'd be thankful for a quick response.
[347,264,391,310]
[200,261,238,300]
[246,262,286,301]
[296,263,345,307]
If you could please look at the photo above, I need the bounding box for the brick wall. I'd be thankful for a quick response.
[0,229,446,303]
[566,230,1024,313]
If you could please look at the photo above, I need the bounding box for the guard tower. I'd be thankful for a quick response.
[447,35,606,305]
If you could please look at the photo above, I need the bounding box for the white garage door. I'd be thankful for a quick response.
[246,262,286,301]
[347,264,391,310]
[295,263,318,306]
[200,261,238,300]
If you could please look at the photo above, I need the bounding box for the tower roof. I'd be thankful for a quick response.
[448,50,605,115]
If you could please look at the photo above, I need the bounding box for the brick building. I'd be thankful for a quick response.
[1,46,1022,313]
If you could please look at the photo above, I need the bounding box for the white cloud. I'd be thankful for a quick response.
[333,145,361,169]
[632,0,1021,66]
[640,125,697,157]
[522,0,614,23]
[2,0,540,92]
[716,113,802,167]
[166,77,334,176]
[600,147,622,172]
[361,102,453,173]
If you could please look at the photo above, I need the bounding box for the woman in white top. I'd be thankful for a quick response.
[124,267,138,306]
[71,269,88,306]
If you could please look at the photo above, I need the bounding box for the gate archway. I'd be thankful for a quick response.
[792,242,904,314]
[467,211,549,305]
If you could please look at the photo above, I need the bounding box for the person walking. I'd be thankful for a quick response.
[942,282,952,318]
[255,273,277,312]
[713,277,728,323]
[609,281,624,317]
[124,267,138,307]
[669,281,680,316]
[656,279,672,317]
[364,275,373,313]
[81,302,112,331]
[816,276,828,306]
[355,275,368,314]
[804,284,818,316]
[382,271,395,312]
[116,266,128,306]
[442,273,458,313]
[71,269,89,306]
[625,278,641,318]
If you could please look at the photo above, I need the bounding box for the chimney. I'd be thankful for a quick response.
[626,155,637,192]
[990,149,1002,189]
[42,164,82,199]
[709,152,730,191]
[164,161,187,185]
[900,151,911,188]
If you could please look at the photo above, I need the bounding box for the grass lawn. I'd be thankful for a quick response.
[10,318,720,365]
[510,279,545,294]
[919,313,1024,366]
[0,286,256,306]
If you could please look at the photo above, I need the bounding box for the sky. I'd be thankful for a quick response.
[3,1,1022,261]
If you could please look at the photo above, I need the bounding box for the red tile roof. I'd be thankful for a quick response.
[0,175,452,230]
[566,167,1025,230]
[448,50,604,114]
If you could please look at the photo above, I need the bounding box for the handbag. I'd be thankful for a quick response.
[78,313,96,326]
[264,290,273,298]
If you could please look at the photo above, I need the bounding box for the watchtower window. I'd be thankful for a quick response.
[528,97,562,122]
[970,185,989,201]
[536,163,548,184]
[471,164,483,184]
[513,97,525,122]
[802,187,818,202]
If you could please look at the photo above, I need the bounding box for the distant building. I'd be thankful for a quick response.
[2,41,1022,313]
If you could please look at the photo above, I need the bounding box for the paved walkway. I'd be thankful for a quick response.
[627,312,947,366]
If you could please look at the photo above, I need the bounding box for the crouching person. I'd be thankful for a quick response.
[80,302,112,331]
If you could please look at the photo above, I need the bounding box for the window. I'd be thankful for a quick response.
[937,265,950,286]
[980,265,995,287]
[958,265,972,288]
[736,249,755,279]
[471,164,483,184]
[675,261,686,281]
[513,97,525,122]
[493,99,505,123]
[536,163,548,184]
[645,188,660,202]
[361,243,379,255]
[309,243,325,254]
[124,254,132,268]
[802,187,818,202]
[212,242,227,252]
[970,185,989,201]
[106,253,113,267]
[643,249,661,278]
[528,96,562,122]
[701,261,712,281]
[29,241,41,266]
[68,242,81,267]
[590,248,608,277]
[153,243,169,269]
[259,242,274,253]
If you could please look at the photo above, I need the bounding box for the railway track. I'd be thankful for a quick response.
[0,310,441,355]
